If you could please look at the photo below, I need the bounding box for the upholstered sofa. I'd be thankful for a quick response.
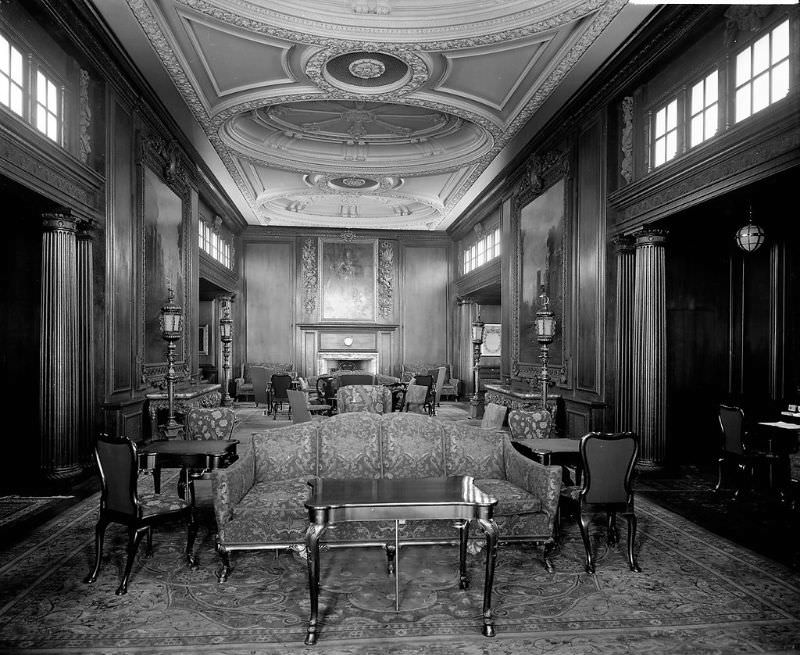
[234,362,293,401]
[211,412,562,581]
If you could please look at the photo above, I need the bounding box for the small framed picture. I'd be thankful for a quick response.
[198,324,209,355]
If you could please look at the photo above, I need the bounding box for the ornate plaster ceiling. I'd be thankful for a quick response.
[106,0,644,230]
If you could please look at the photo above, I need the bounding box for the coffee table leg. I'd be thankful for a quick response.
[458,520,470,589]
[477,518,499,637]
[304,523,326,645]
[394,519,400,611]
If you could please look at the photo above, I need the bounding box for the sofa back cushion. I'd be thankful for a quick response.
[442,422,506,479]
[318,413,383,479]
[380,413,446,478]
[252,423,318,482]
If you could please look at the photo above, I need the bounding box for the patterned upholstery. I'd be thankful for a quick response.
[212,413,563,578]
[185,407,237,440]
[403,383,429,414]
[481,402,508,429]
[508,408,553,440]
[336,384,393,414]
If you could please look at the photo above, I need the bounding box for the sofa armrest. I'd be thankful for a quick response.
[211,444,255,527]
[502,437,562,531]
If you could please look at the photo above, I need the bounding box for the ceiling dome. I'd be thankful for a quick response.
[221,100,493,174]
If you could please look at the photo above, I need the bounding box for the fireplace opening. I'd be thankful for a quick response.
[318,352,378,375]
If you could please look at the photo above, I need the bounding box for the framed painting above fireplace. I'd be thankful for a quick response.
[320,239,377,321]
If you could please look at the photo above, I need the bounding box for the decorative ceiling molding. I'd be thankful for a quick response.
[124,0,632,230]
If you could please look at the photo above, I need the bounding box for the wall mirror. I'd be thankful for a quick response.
[511,158,567,384]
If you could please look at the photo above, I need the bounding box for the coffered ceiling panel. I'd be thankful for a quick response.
[98,0,650,230]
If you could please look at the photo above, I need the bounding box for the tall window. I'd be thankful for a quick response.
[0,34,23,117]
[689,69,718,147]
[463,226,500,274]
[35,70,61,143]
[199,219,232,269]
[735,19,790,122]
[652,98,678,168]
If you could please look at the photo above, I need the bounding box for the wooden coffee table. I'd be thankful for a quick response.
[303,475,499,645]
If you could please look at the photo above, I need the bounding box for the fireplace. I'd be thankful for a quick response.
[318,351,378,375]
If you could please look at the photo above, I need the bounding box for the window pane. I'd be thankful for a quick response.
[666,100,677,129]
[655,107,665,135]
[654,138,665,167]
[47,113,57,139]
[772,60,790,102]
[47,80,57,108]
[36,105,46,132]
[9,84,21,115]
[736,84,751,122]
[10,48,21,83]
[0,81,8,107]
[752,72,769,113]
[37,71,46,103]
[706,70,718,105]
[773,20,789,62]
[752,34,770,75]
[704,104,718,139]
[0,37,8,73]
[665,130,677,162]
[691,80,703,114]
[690,115,703,147]
[736,49,751,85]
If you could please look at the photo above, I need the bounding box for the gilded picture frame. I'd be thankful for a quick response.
[320,238,377,321]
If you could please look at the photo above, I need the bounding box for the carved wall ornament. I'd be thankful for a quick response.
[302,238,319,315]
[377,240,394,318]
[620,96,634,185]
[724,6,773,46]
[79,69,92,165]
[340,228,358,243]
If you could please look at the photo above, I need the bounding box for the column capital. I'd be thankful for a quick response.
[76,218,99,240]
[42,209,78,233]
[612,234,636,254]
[634,227,669,248]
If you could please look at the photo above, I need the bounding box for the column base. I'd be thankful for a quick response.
[470,395,483,419]
[44,463,83,481]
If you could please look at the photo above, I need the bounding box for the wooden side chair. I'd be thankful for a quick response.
[84,433,197,595]
[716,404,773,499]
[562,432,641,574]
[270,373,293,420]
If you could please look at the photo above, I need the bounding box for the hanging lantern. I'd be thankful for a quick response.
[735,205,766,253]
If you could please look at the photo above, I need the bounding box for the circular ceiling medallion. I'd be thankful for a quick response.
[305,48,429,97]
[348,58,386,80]
[329,176,379,190]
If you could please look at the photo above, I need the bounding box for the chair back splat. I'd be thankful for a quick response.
[270,373,293,420]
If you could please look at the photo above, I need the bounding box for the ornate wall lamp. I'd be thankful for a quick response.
[470,306,485,418]
[735,203,766,253]
[219,295,233,407]
[159,287,183,438]
[534,286,556,410]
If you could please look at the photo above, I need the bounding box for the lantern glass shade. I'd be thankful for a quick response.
[159,308,182,336]
[220,319,232,340]
[472,318,485,344]
[735,221,766,253]
[536,314,556,340]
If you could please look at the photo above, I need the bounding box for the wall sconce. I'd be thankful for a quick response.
[735,204,766,253]
[534,286,556,410]
[159,287,183,438]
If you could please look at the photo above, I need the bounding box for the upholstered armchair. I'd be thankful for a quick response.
[234,362,293,402]
[336,384,393,414]
[508,408,554,440]
[401,362,460,402]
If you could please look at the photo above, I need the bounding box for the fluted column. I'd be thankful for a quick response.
[631,228,668,468]
[614,235,636,432]
[76,220,95,467]
[40,210,81,480]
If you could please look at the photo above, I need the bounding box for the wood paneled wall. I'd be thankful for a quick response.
[401,244,449,365]
[244,241,295,364]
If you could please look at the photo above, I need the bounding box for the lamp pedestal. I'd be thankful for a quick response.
[470,339,482,419]
[162,338,182,439]
[533,286,556,412]
[219,295,233,407]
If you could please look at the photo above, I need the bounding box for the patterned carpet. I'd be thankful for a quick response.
[0,474,799,654]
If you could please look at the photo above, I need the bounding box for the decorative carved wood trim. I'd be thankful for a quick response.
[302,237,319,316]
[377,240,394,319]
[620,96,634,185]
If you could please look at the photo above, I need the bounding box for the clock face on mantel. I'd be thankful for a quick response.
[481,324,501,356]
